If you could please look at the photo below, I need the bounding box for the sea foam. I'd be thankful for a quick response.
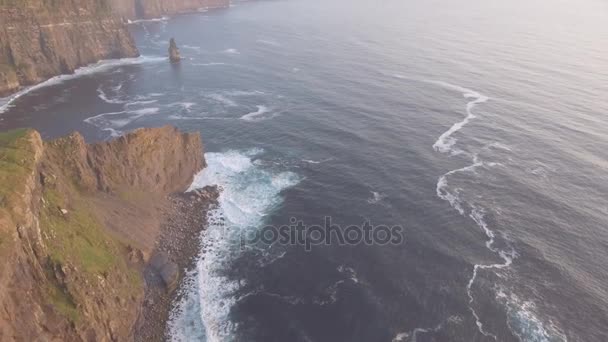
[0,56,165,114]
[168,148,300,342]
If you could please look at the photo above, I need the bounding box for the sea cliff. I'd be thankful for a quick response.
[109,0,230,20]
[0,0,139,97]
[0,0,231,97]
[0,126,210,341]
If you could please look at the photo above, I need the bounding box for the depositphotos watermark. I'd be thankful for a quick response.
[241,217,404,251]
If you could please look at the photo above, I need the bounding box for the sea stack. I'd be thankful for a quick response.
[169,38,182,63]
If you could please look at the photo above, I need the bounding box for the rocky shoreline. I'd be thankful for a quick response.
[136,186,219,341]
[0,126,210,341]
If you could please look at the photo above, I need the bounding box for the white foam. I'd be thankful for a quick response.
[84,107,159,137]
[496,290,568,342]
[206,93,238,107]
[367,191,386,204]
[240,105,274,121]
[130,107,159,116]
[430,81,518,339]
[430,81,489,155]
[97,85,126,104]
[223,48,240,54]
[302,157,333,165]
[256,39,281,46]
[182,45,202,52]
[191,62,227,66]
[392,316,459,342]
[127,16,169,24]
[168,149,300,342]
[0,56,165,114]
[168,102,197,112]
[126,99,158,106]
[222,90,265,96]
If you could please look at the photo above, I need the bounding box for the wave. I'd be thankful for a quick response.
[256,39,281,46]
[191,62,227,66]
[430,81,565,341]
[84,107,160,137]
[302,157,333,165]
[431,82,514,339]
[127,16,169,24]
[497,290,567,342]
[206,93,238,107]
[430,81,489,155]
[168,149,300,342]
[222,90,265,96]
[392,316,462,342]
[367,191,386,204]
[97,85,126,104]
[168,102,197,112]
[1,56,165,114]
[240,105,274,121]
[182,45,202,52]
[223,48,240,54]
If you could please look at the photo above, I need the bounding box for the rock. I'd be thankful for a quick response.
[60,208,68,215]
[149,252,179,292]
[169,38,181,63]
[0,0,139,97]
[108,0,231,21]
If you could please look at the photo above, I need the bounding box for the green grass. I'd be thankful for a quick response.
[0,129,144,322]
[0,129,37,249]
[0,128,35,201]
[39,186,143,321]
[40,187,116,275]
[42,257,80,322]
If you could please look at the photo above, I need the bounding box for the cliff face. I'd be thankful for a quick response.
[0,126,204,341]
[109,0,230,20]
[0,0,139,97]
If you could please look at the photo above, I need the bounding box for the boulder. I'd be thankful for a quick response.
[169,38,181,63]
[149,252,179,291]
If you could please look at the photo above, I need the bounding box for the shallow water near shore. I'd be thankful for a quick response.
[2,0,608,341]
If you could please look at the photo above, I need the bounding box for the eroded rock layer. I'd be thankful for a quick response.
[110,0,230,20]
[0,126,204,341]
[0,0,139,96]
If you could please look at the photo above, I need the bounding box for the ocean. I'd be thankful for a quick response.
[1,0,607,341]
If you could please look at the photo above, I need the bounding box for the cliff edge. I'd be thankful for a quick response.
[0,126,204,341]
[109,0,230,20]
[0,0,139,97]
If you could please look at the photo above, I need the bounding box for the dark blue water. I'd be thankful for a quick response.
[1,0,607,341]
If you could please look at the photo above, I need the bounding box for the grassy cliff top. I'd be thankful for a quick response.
[0,129,41,244]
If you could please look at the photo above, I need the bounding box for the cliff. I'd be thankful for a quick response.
[109,0,230,20]
[0,126,204,341]
[0,0,139,97]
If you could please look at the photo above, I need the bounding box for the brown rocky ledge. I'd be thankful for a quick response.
[0,0,139,97]
[0,126,212,341]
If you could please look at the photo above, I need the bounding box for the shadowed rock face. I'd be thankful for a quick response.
[0,126,205,341]
[48,125,205,194]
[0,0,139,96]
[169,38,181,63]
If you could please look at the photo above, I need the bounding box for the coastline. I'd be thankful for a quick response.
[0,126,209,341]
[0,0,230,99]
[135,187,220,341]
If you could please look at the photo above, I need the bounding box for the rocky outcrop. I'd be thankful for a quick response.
[0,126,205,341]
[0,0,139,97]
[168,38,181,63]
[109,0,230,20]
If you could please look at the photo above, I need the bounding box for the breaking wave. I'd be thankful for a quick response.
[240,105,274,121]
[430,81,561,341]
[168,148,300,342]
[1,56,165,114]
